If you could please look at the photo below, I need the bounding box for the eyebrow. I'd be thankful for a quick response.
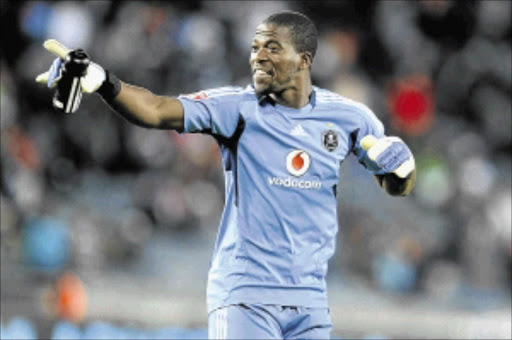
[252,39,283,47]
[266,40,282,46]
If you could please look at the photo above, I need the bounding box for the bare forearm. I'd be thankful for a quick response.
[375,169,416,196]
[104,82,184,130]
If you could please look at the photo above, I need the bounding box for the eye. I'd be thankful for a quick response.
[267,44,280,53]
[251,45,258,53]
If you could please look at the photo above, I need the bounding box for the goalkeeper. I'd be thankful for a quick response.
[37,11,416,339]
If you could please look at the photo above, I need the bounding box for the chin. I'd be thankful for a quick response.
[254,82,270,95]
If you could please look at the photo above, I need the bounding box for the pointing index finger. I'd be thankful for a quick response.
[43,39,70,59]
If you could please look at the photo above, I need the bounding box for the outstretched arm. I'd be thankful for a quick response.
[106,82,184,130]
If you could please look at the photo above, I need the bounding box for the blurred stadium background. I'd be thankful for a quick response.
[1,0,510,339]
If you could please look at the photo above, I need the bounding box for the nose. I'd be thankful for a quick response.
[251,47,269,64]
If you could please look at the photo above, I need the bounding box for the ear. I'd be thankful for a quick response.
[299,52,313,70]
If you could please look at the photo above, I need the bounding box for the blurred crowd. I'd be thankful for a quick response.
[1,0,511,327]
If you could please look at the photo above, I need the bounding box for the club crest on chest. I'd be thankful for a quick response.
[322,130,338,152]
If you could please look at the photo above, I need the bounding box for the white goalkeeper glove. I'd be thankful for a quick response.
[36,39,122,112]
[361,135,415,178]
[35,39,106,93]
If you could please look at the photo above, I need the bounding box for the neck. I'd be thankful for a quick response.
[270,75,312,109]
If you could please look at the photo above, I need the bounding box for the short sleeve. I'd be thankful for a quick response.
[178,87,243,138]
[351,105,386,174]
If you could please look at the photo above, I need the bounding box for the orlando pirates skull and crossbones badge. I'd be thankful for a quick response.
[322,129,338,152]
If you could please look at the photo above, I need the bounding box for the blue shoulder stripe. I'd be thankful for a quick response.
[316,89,384,134]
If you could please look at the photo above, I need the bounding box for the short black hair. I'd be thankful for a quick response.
[263,11,318,59]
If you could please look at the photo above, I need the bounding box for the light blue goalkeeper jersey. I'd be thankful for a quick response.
[178,86,385,313]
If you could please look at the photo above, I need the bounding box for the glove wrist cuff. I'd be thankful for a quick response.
[97,70,121,103]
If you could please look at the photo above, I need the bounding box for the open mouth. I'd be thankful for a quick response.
[253,69,273,79]
[253,66,273,74]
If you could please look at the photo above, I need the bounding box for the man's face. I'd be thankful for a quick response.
[250,23,304,95]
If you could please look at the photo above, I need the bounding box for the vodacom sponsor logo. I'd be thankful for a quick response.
[268,150,322,190]
[286,150,310,176]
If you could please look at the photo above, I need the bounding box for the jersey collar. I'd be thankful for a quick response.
[254,85,317,109]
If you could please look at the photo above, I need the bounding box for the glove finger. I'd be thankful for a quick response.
[383,152,410,173]
[369,136,405,161]
[36,71,49,83]
[377,143,405,168]
[47,58,63,88]
[367,139,392,161]
[80,62,106,93]
[43,39,70,59]
[377,142,412,172]
[394,158,415,178]
[376,143,399,166]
